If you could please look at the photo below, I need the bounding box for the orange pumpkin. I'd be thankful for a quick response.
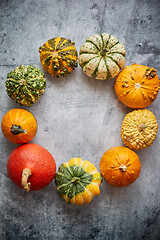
[1,109,37,144]
[99,146,141,187]
[7,143,56,191]
[114,64,160,108]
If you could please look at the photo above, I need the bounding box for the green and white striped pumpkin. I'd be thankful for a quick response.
[79,33,126,80]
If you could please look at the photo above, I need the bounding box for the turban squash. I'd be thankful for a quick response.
[99,146,141,187]
[79,33,126,80]
[1,108,37,144]
[114,64,160,108]
[55,158,102,205]
[6,65,46,107]
[39,37,78,77]
[121,109,158,150]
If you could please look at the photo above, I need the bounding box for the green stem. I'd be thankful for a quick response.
[100,48,108,57]
[71,177,80,184]
[10,124,27,135]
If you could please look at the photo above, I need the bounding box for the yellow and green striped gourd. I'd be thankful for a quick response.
[55,158,102,205]
[39,37,78,77]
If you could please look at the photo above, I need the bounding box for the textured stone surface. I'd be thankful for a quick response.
[0,0,160,239]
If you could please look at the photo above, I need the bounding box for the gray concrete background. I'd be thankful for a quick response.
[0,0,160,239]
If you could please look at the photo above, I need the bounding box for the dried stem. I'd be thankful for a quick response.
[21,168,31,191]
[119,164,127,172]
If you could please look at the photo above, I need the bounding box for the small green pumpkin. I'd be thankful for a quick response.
[6,65,46,107]
[55,158,102,205]
[79,33,126,80]
[39,37,78,77]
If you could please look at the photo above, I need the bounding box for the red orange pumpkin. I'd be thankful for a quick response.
[7,143,56,191]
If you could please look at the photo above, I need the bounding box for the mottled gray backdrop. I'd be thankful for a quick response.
[0,0,160,239]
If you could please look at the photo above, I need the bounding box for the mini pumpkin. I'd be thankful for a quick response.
[1,108,37,144]
[114,64,160,108]
[99,146,141,187]
[7,143,56,191]
[121,109,158,150]
[6,65,46,107]
[39,37,78,77]
[79,33,126,80]
[55,158,102,205]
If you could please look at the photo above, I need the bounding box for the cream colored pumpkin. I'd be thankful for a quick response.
[121,109,158,150]
[79,33,126,80]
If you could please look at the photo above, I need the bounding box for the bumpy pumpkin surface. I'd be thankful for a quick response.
[79,33,126,80]
[6,65,46,107]
[1,108,37,144]
[121,109,158,150]
[114,64,160,108]
[39,37,78,77]
[55,158,102,205]
[100,146,141,187]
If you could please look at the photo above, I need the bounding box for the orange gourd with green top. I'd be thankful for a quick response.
[39,37,78,77]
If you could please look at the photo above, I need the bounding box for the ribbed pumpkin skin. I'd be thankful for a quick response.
[100,147,141,187]
[55,158,102,205]
[6,65,46,107]
[121,109,158,150]
[114,64,160,108]
[1,108,37,144]
[39,37,78,77]
[7,143,56,191]
[79,33,126,80]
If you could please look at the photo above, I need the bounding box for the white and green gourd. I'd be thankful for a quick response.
[79,33,126,80]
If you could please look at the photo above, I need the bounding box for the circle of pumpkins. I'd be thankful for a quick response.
[1,33,160,205]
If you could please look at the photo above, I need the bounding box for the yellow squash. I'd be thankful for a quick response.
[121,109,158,150]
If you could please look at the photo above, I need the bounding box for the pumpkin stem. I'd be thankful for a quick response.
[135,83,142,89]
[19,79,26,86]
[51,50,59,58]
[100,48,108,57]
[21,168,31,191]
[10,124,27,135]
[138,123,147,132]
[119,164,127,172]
[71,177,80,184]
